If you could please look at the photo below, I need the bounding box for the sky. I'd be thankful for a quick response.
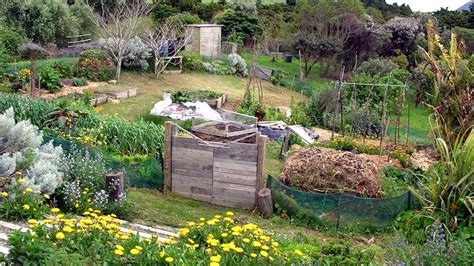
[386,0,471,12]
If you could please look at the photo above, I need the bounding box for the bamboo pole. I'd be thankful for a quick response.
[379,83,389,156]
[405,85,411,145]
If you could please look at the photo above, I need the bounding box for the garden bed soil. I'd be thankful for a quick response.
[279,147,393,198]
[35,81,108,99]
[411,145,438,170]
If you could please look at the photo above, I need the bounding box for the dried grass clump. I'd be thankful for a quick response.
[279,147,383,198]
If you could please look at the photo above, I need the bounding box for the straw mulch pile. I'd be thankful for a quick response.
[279,147,384,198]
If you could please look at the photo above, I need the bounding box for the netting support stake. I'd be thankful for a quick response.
[407,190,412,210]
[336,196,341,229]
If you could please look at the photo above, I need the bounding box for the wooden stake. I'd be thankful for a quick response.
[164,122,177,192]
[380,84,389,156]
[106,172,124,201]
[255,134,267,205]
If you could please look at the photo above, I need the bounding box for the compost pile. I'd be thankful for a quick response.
[279,147,383,198]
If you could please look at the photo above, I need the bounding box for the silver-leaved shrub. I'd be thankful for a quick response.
[0,108,63,193]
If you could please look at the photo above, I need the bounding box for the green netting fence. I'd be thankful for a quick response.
[44,135,164,190]
[267,175,415,228]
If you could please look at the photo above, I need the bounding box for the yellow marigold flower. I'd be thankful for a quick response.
[250,253,257,258]
[135,246,143,251]
[210,255,221,262]
[83,211,90,215]
[25,188,33,193]
[260,250,268,257]
[75,203,79,208]
[130,248,140,255]
[114,249,124,256]
[165,257,174,263]
[160,251,166,258]
[232,232,240,236]
[210,262,219,266]
[56,214,64,219]
[262,245,270,250]
[179,228,190,236]
[187,221,196,226]
[110,214,117,218]
[115,245,124,251]
[193,244,199,249]
[226,211,234,216]
[294,249,303,256]
[28,219,37,224]
[18,178,27,184]
[43,194,50,199]
[223,217,234,223]
[120,235,129,240]
[205,248,212,254]
[200,217,206,221]
[234,247,244,253]
[51,208,60,213]
[221,233,228,238]
[87,198,91,203]
[253,241,262,247]
[33,190,41,194]
[0,191,8,197]
[63,226,74,233]
[207,220,217,226]
[272,242,279,247]
[56,232,65,240]
[22,204,30,210]
[188,238,195,244]
[243,238,250,243]
[214,215,222,219]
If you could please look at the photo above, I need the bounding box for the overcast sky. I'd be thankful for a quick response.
[386,0,471,12]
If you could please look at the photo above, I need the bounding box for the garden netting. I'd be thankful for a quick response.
[267,175,415,228]
[43,135,164,190]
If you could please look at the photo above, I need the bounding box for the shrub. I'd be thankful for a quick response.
[356,58,399,76]
[180,51,203,71]
[39,65,63,93]
[99,36,151,71]
[48,61,73,78]
[74,49,115,81]
[167,12,202,26]
[6,211,309,265]
[72,77,88,86]
[391,54,409,69]
[202,61,231,75]
[0,108,64,195]
[216,9,263,44]
[227,53,248,77]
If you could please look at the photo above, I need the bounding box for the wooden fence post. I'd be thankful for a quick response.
[258,188,273,219]
[106,172,124,201]
[255,134,267,205]
[164,122,177,193]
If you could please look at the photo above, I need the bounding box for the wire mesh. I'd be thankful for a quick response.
[44,135,164,190]
[267,175,413,228]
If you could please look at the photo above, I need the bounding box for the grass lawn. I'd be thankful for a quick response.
[387,105,432,145]
[241,52,332,92]
[99,71,307,120]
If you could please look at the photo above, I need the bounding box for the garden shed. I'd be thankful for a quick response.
[185,24,222,58]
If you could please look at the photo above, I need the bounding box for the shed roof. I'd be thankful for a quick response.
[186,24,223,28]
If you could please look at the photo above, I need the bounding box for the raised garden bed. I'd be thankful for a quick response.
[90,87,138,106]
[171,90,227,109]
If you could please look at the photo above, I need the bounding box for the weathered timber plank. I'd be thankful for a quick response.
[212,187,256,200]
[213,166,257,176]
[213,159,257,169]
[164,122,177,192]
[256,134,267,202]
[172,137,214,151]
[213,147,257,162]
[213,171,256,185]
[172,168,213,179]
[175,191,212,203]
[173,174,212,186]
[172,147,213,160]
[171,157,213,172]
[213,181,256,193]
[211,198,254,209]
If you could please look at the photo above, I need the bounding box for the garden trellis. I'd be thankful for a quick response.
[329,78,412,153]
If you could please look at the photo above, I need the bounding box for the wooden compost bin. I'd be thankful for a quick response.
[164,122,267,209]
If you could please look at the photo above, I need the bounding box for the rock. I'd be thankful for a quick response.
[108,80,117,85]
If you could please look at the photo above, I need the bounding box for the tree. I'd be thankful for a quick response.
[18,43,49,97]
[216,9,263,45]
[383,17,422,59]
[85,0,153,80]
[292,0,365,78]
[144,20,192,76]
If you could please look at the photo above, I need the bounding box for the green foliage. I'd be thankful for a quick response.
[414,128,474,230]
[170,90,223,104]
[167,12,202,26]
[0,174,49,221]
[391,54,409,69]
[1,0,81,47]
[264,107,286,121]
[74,50,115,82]
[0,25,26,63]
[39,65,63,93]
[287,99,311,128]
[0,93,164,156]
[6,212,308,265]
[180,51,203,71]
[216,9,263,44]
[357,58,399,76]
[382,166,423,197]
[72,77,88,87]
[48,61,73,79]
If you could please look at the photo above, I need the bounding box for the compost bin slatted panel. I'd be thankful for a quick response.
[169,134,260,209]
[171,137,213,203]
[211,145,258,209]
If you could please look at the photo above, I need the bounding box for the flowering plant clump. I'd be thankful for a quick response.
[0,172,49,220]
[7,211,308,265]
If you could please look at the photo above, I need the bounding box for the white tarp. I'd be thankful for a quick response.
[150,93,222,121]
